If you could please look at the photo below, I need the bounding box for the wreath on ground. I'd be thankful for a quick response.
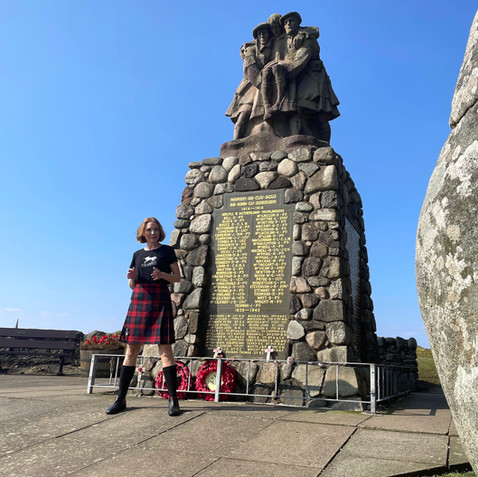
[155,361,190,400]
[195,360,236,401]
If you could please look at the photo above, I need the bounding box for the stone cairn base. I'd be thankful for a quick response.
[139,142,415,405]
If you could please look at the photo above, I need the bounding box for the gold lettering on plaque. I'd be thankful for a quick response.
[206,191,292,358]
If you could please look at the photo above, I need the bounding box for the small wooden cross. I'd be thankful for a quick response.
[265,346,274,361]
[213,347,222,358]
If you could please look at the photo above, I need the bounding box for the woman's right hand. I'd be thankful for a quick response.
[126,267,137,280]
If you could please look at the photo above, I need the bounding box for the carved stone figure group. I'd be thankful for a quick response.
[226,12,340,142]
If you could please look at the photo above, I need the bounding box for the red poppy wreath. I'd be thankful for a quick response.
[195,360,236,401]
[155,361,190,399]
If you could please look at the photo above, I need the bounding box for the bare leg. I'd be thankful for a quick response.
[158,344,175,367]
[124,343,142,366]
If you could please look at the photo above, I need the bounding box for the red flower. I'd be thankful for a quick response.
[80,333,125,351]
[195,360,236,401]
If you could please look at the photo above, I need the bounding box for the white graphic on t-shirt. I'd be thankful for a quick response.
[142,256,158,267]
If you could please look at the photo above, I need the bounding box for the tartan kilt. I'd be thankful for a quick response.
[120,282,175,344]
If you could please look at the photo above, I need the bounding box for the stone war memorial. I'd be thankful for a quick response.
[145,12,417,406]
[416,9,478,473]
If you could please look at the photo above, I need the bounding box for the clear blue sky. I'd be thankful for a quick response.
[1,1,476,348]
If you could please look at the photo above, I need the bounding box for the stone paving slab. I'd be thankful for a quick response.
[74,447,218,477]
[334,428,448,466]
[229,420,355,470]
[449,435,470,466]
[319,454,433,477]
[359,412,452,434]
[0,375,83,389]
[139,412,275,457]
[195,457,320,477]
[319,427,451,477]
[450,418,459,436]
[0,401,111,456]
[391,392,450,412]
[361,391,452,435]
[0,376,89,396]
[279,409,372,427]
[0,394,64,423]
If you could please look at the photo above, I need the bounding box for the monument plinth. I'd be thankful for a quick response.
[220,132,328,163]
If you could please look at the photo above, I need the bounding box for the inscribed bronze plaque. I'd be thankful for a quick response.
[345,218,361,319]
[205,190,293,359]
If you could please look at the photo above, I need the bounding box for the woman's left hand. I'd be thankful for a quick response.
[151,267,164,281]
[151,263,181,283]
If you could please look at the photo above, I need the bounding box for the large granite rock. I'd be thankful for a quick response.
[450,11,478,128]
[416,10,478,473]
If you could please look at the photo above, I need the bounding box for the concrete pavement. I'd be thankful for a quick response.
[0,374,471,477]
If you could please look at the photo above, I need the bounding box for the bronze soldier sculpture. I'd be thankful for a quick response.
[226,12,339,143]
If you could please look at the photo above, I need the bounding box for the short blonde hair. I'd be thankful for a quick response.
[136,217,166,243]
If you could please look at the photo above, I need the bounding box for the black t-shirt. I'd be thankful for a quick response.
[130,245,177,284]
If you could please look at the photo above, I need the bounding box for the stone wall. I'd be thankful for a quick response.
[377,336,418,388]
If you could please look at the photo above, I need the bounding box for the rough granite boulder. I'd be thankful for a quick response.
[416,9,478,473]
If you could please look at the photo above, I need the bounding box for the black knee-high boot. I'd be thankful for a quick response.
[163,365,180,416]
[106,365,135,415]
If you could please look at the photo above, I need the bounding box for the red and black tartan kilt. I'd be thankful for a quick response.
[120,282,175,344]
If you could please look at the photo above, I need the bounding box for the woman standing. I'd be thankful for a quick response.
[106,217,181,416]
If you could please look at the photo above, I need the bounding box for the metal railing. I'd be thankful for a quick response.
[86,354,415,413]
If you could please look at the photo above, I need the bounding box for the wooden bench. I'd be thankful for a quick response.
[0,328,84,375]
